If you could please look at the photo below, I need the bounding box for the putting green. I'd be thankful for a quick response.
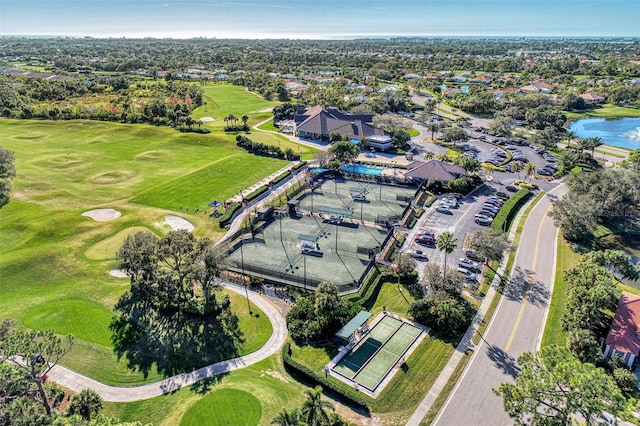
[85,226,151,260]
[180,388,261,426]
[22,298,114,347]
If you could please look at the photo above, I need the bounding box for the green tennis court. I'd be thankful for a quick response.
[332,316,423,392]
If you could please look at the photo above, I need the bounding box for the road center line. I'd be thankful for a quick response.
[504,204,552,353]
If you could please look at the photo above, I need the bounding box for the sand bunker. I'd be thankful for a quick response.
[82,208,121,222]
[165,216,194,232]
[109,269,129,278]
[200,116,215,122]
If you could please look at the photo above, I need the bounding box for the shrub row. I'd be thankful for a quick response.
[272,170,292,185]
[282,343,370,408]
[346,267,382,307]
[236,135,299,160]
[244,185,270,202]
[424,193,437,207]
[491,188,532,233]
[293,161,308,170]
[218,202,242,228]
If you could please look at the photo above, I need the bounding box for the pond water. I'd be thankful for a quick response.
[569,117,640,150]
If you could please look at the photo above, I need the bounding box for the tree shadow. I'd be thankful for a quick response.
[110,292,244,380]
[502,266,550,308]
[485,344,520,379]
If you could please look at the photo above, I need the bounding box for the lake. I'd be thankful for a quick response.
[569,117,640,150]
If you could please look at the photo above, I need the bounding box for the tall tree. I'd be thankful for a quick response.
[328,141,359,163]
[436,231,457,279]
[0,146,16,208]
[271,408,302,426]
[494,346,625,425]
[301,386,334,426]
[66,389,104,421]
[469,230,510,264]
[0,320,74,417]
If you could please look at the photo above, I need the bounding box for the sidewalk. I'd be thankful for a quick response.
[45,282,288,402]
[405,195,531,426]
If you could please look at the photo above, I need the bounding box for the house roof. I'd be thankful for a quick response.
[579,91,605,101]
[295,106,384,140]
[605,292,640,355]
[404,160,466,182]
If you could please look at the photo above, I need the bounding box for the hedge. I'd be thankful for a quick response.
[346,267,382,308]
[218,202,242,228]
[293,161,308,170]
[424,193,437,207]
[244,185,270,202]
[272,170,292,185]
[283,343,370,408]
[490,188,531,233]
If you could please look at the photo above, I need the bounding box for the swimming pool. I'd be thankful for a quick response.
[342,164,384,176]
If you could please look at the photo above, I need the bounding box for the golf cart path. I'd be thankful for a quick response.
[46,282,288,402]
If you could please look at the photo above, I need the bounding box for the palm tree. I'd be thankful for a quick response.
[241,114,249,127]
[565,130,578,152]
[301,386,334,426]
[510,161,523,179]
[66,389,103,421]
[524,163,536,182]
[427,121,440,141]
[424,150,435,161]
[271,408,302,426]
[587,136,603,156]
[436,231,457,280]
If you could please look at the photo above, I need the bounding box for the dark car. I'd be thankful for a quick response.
[506,185,518,192]
[496,191,509,198]
[537,168,552,176]
[466,249,485,262]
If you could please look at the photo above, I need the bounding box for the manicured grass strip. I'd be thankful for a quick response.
[491,188,531,233]
[180,388,262,426]
[540,238,581,347]
[132,154,286,211]
[421,350,471,425]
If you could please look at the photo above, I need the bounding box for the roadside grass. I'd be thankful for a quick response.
[257,119,279,132]
[540,238,581,347]
[0,118,282,383]
[409,128,420,137]
[102,354,308,426]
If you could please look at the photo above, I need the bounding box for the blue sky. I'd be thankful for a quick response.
[1,0,638,38]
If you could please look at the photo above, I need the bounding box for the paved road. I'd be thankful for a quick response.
[433,184,567,425]
[46,283,288,402]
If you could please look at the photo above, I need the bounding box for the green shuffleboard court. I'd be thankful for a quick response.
[332,316,423,392]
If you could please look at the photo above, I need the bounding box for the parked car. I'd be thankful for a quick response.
[415,232,435,245]
[482,204,500,213]
[458,258,479,271]
[479,209,497,218]
[496,191,509,198]
[506,185,518,192]
[545,163,558,171]
[537,168,553,176]
[475,216,492,226]
[436,205,453,214]
[406,250,428,261]
[488,196,505,204]
[457,267,477,281]
[466,249,485,262]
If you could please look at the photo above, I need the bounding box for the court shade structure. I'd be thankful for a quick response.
[335,311,372,341]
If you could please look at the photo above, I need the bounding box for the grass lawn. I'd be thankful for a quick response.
[565,105,640,119]
[540,238,581,347]
[370,282,415,317]
[0,116,283,384]
[103,354,308,426]
[180,388,262,426]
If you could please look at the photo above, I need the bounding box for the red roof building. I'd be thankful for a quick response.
[604,292,640,368]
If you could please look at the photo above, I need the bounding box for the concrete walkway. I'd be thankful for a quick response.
[46,282,288,402]
[405,193,533,426]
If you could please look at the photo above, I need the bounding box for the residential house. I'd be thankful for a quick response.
[579,91,606,104]
[604,292,640,369]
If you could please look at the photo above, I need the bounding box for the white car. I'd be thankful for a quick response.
[458,258,479,271]
[436,205,453,214]
[406,250,429,261]
[457,267,477,281]
[475,215,492,226]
